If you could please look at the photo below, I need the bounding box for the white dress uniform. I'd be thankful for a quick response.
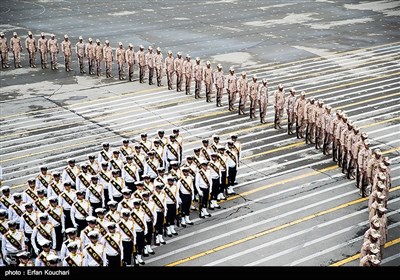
[63,251,84,266]
[62,165,80,186]
[120,145,134,162]
[117,198,134,212]
[22,187,39,205]
[60,237,83,259]
[122,163,140,185]
[8,202,26,224]
[86,183,105,209]
[140,139,152,155]
[31,222,57,253]
[109,156,124,171]
[1,229,25,257]
[83,242,107,266]
[100,231,124,264]
[87,159,100,174]
[98,149,112,164]
[36,173,52,191]
[108,177,125,201]
[34,249,58,266]
[70,199,92,231]
[144,158,160,179]
[105,209,121,224]
[34,197,49,213]
[47,179,64,198]
[132,152,145,174]
[0,194,13,211]
[80,226,99,247]
[76,171,92,193]
[19,210,39,237]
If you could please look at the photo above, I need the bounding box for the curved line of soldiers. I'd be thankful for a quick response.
[0,32,393,267]
[0,129,243,267]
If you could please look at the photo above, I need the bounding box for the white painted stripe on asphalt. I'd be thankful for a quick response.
[382,252,400,265]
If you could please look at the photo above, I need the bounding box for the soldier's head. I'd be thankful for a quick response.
[122,188,132,199]
[182,167,189,177]
[206,61,211,68]
[39,213,49,225]
[157,129,165,137]
[81,163,89,173]
[168,50,173,57]
[1,185,10,196]
[170,161,179,170]
[68,158,76,167]
[196,57,200,65]
[167,176,175,186]
[347,121,353,130]
[156,47,161,54]
[96,39,100,45]
[107,222,117,233]
[368,243,380,256]
[86,216,97,228]
[202,139,209,147]
[64,181,72,190]
[310,97,315,104]
[153,139,160,147]
[155,183,164,193]
[194,148,201,155]
[122,139,129,147]
[364,139,370,149]
[157,167,165,176]
[186,156,193,164]
[47,255,60,266]
[278,84,283,91]
[140,133,147,141]
[102,143,110,151]
[105,40,110,46]
[300,91,305,100]
[227,140,234,149]
[13,32,17,38]
[326,105,332,113]
[169,134,176,143]
[107,200,118,210]
[49,196,58,207]
[0,32,4,38]
[177,51,182,58]
[218,146,226,154]
[133,198,142,209]
[125,155,133,164]
[217,64,222,71]
[51,34,55,39]
[136,181,145,190]
[173,128,180,136]
[39,239,52,252]
[186,54,190,61]
[230,134,238,142]
[28,31,33,38]
[53,171,61,181]
[211,153,218,161]
[76,190,85,200]
[129,43,133,49]
[67,241,78,253]
[40,165,48,175]
[88,38,93,43]
[142,191,150,201]
[91,175,99,185]
[213,134,220,143]
[112,169,119,178]
[148,151,155,159]
[64,34,69,41]
[229,66,234,74]
[8,220,18,231]
[40,32,45,39]
[383,156,390,166]
[88,231,99,243]
[95,208,106,218]
[377,204,387,217]
[201,161,208,170]
[134,144,141,153]
[262,78,267,85]
[374,148,382,159]
[290,87,296,95]
[37,188,45,198]
[252,75,257,82]
[0,209,7,220]
[112,150,120,158]
[119,42,123,49]
[17,251,31,264]
[139,45,144,51]
[27,179,36,188]
[25,203,34,213]
[79,36,83,42]
[121,209,130,220]
[370,217,380,230]
[101,162,108,171]
[13,192,22,203]
[65,228,77,239]
[88,154,96,163]
[369,229,381,242]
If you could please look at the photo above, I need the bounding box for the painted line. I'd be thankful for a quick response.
[329,238,400,267]
[165,186,400,266]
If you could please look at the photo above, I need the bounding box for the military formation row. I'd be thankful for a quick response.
[0,130,243,266]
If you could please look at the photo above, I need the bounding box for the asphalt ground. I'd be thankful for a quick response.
[0,0,399,267]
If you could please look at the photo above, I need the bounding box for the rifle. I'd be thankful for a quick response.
[132,243,139,267]
[176,204,183,227]
[315,129,319,149]
[274,107,278,129]
[198,192,204,218]
[305,122,309,144]
[296,116,299,138]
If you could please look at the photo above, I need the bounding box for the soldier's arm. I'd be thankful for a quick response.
[70,206,77,228]
[61,211,66,233]
[31,228,39,254]
[51,227,56,249]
